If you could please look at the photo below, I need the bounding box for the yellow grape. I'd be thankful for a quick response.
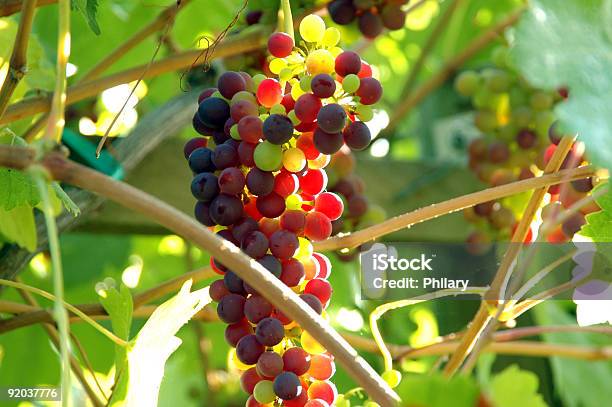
[269,58,287,74]
[295,236,313,260]
[330,46,343,57]
[291,79,306,100]
[286,193,302,210]
[306,49,335,75]
[322,27,341,47]
[283,148,306,172]
[301,330,326,354]
[300,14,326,43]
[280,68,294,82]
[308,153,331,169]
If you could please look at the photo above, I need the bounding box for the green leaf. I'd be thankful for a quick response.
[396,373,479,407]
[0,130,40,210]
[489,365,548,407]
[72,0,101,35]
[533,302,612,407]
[0,205,37,251]
[512,0,612,173]
[109,280,211,406]
[581,182,612,241]
[99,283,133,381]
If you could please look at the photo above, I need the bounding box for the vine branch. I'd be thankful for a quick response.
[0,0,54,17]
[0,27,268,125]
[313,165,597,251]
[0,0,37,121]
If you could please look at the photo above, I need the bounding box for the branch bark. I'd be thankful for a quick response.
[0,0,53,17]
[0,27,268,125]
[0,90,199,281]
[313,165,596,251]
[0,146,400,407]
[0,0,37,121]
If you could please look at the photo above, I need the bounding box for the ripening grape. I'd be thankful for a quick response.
[306,49,335,75]
[254,142,283,171]
[268,32,294,58]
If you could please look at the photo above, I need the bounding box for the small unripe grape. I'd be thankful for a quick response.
[454,71,480,96]
[254,142,283,171]
[301,330,326,354]
[322,27,341,47]
[253,380,276,404]
[342,74,360,93]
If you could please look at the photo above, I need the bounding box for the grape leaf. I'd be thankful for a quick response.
[489,365,547,407]
[396,373,479,407]
[72,0,101,35]
[0,130,40,210]
[533,302,612,407]
[109,280,211,407]
[0,205,37,251]
[99,283,133,382]
[581,182,612,241]
[511,0,612,174]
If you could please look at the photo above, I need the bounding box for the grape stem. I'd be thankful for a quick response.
[0,0,55,17]
[313,165,597,251]
[0,0,38,122]
[369,287,487,372]
[280,0,295,40]
[0,145,401,407]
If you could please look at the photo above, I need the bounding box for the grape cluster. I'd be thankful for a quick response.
[327,0,410,39]
[184,15,382,406]
[454,46,599,251]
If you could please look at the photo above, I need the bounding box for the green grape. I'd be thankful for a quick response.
[381,369,402,388]
[253,380,276,404]
[356,104,373,122]
[498,124,517,142]
[483,68,511,93]
[252,73,266,87]
[342,74,360,93]
[286,194,303,210]
[474,110,498,132]
[231,90,256,105]
[512,105,533,128]
[508,87,528,107]
[300,75,312,92]
[254,142,283,171]
[280,67,293,82]
[535,110,555,137]
[530,91,554,110]
[335,395,351,407]
[270,103,286,115]
[230,124,241,140]
[322,27,341,47]
[472,88,500,111]
[287,110,300,125]
[492,46,509,68]
[300,14,326,43]
[454,70,480,97]
[364,401,380,407]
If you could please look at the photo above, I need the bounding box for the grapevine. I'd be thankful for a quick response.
[185,13,383,406]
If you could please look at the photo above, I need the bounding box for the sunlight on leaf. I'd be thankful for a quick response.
[489,365,547,407]
[109,280,211,407]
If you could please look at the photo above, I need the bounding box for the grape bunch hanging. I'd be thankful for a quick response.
[327,0,410,39]
[454,46,600,251]
[184,14,382,406]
